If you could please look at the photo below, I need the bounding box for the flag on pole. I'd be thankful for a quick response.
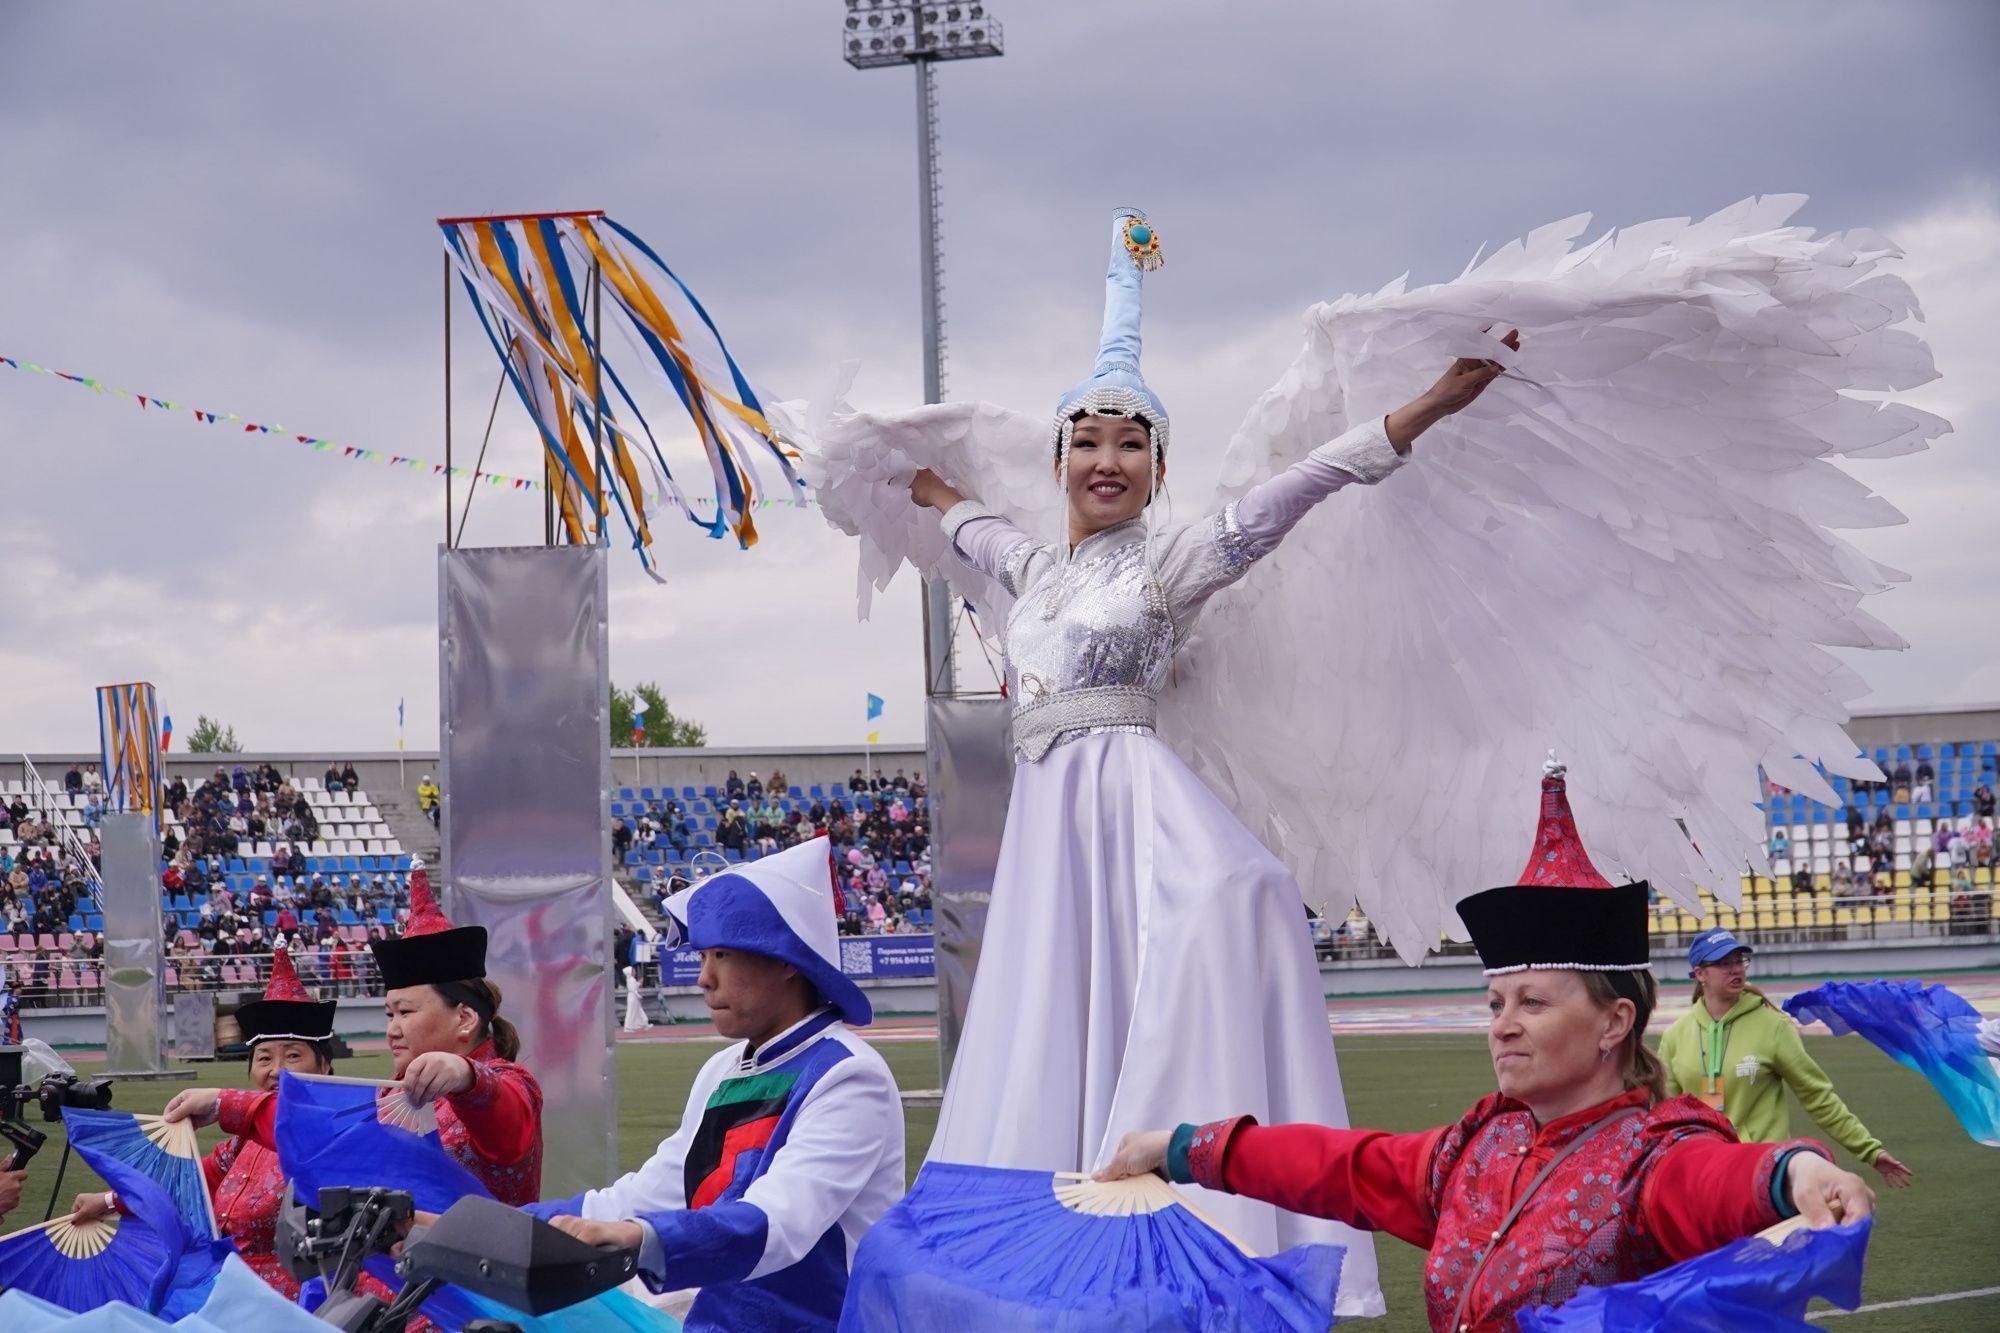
[160,714,173,752]
[397,698,405,751]
[866,693,885,721]
[632,694,649,746]
[867,731,881,745]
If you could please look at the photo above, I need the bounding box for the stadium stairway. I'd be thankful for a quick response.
[372,790,441,866]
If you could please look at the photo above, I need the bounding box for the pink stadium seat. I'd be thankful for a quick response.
[36,933,56,950]
[0,936,14,953]
[57,933,74,950]
[165,966,180,988]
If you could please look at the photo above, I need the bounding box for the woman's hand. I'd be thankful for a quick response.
[1093,1129,1174,1182]
[549,1215,644,1249]
[909,468,966,513]
[1385,329,1521,453]
[1786,1151,1877,1226]
[1871,1151,1914,1189]
[162,1088,222,1128]
[70,1190,117,1223]
[401,1052,476,1104]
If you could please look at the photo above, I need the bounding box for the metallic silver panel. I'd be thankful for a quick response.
[924,695,1014,1082]
[100,812,166,1074]
[439,546,615,1197]
[174,993,217,1061]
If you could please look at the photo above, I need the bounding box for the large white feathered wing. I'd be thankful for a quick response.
[772,371,1058,630]
[1158,195,1950,964]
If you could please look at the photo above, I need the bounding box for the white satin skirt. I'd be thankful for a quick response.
[928,730,1384,1318]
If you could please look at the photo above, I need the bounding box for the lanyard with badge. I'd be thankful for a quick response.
[1696,1016,1729,1112]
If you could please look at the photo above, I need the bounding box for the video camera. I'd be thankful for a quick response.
[1,1072,117,1124]
[277,1186,637,1333]
[2,1041,115,1127]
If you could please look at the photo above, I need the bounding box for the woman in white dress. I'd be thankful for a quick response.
[890,210,1502,1308]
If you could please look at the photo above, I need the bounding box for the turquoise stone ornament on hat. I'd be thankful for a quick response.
[1053,208,1170,454]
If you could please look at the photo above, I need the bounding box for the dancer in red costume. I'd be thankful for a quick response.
[165,860,543,1204]
[1100,760,1878,1333]
[74,944,336,1297]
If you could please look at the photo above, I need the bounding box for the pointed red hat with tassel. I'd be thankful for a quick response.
[235,942,338,1045]
[368,857,489,991]
[1455,754,1653,976]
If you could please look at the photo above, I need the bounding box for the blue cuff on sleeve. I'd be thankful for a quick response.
[637,1219,664,1278]
[1165,1124,1198,1186]
[520,1193,586,1223]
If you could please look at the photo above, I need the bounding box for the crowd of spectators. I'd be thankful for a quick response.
[620,765,935,953]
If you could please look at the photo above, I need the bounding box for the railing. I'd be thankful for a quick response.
[1312,888,2000,965]
[17,753,106,908]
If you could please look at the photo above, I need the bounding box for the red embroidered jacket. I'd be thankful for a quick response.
[217,1042,545,1205]
[1175,1088,1825,1333]
[203,1134,298,1298]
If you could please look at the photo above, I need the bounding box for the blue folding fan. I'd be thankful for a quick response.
[1517,1216,1870,1331]
[842,1162,1344,1331]
[62,1107,222,1242]
[1783,979,2000,1146]
[0,1127,190,1312]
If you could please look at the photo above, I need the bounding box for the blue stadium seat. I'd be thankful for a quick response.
[618,787,635,801]
[342,856,362,872]
[832,784,847,797]
[789,787,803,799]
[703,786,718,799]
[68,913,83,931]
[1895,745,1912,761]
[611,801,626,817]
[263,911,278,927]
[645,849,663,865]
[640,787,657,802]
[624,852,641,867]
[338,908,359,926]
[725,848,742,862]
[1917,744,1934,759]
[810,785,825,799]
[682,786,697,800]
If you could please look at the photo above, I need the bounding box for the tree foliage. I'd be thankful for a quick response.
[610,682,706,749]
[186,714,243,753]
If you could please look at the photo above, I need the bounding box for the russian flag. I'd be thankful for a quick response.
[160,714,173,752]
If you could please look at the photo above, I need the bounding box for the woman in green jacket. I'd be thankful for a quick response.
[1658,928,1913,1188]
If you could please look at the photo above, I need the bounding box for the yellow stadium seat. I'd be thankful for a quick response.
[1678,912,1699,933]
[1776,909,1795,929]
[1815,906,1833,928]
[1893,871,1911,888]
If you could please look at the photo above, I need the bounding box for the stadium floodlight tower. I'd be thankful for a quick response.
[843,1,1003,698]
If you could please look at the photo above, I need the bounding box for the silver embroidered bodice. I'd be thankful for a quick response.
[940,415,1403,762]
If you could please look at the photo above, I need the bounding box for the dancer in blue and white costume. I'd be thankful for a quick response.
[793,200,1944,1321]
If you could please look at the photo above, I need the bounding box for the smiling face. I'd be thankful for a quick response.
[249,1038,329,1092]
[1486,969,1633,1110]
[1063,415,1162,541]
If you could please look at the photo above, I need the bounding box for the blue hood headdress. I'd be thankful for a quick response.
[664,836,871,1026]
[1053,208,1168,469]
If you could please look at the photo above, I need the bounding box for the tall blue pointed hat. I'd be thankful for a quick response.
[664,836,870,1025]
[1053,208,1168,455]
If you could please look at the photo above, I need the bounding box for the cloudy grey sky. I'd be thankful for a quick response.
[2,1,1995,754]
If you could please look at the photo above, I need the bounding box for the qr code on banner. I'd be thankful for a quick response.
[841,940,875,976]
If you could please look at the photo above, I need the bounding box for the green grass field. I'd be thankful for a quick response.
[15,1033,1997,1328]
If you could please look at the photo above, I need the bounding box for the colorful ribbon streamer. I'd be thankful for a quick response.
[439,212,805,579]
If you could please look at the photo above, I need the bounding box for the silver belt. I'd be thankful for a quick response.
[1011,686,1157,762]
